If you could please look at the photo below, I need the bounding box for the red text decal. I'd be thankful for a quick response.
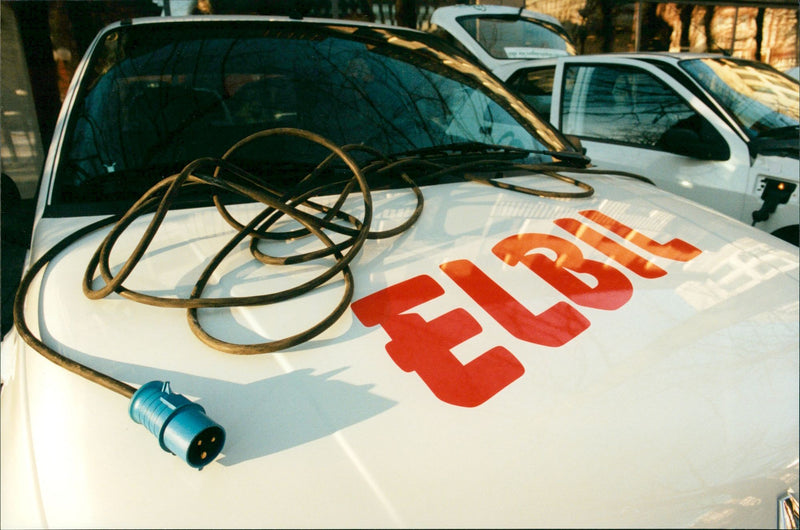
[351,275,525,407]
[492,233,633,310]
[554,218,666,278]
[578,210,702,262]
[352,210,702,407]
[440,259,589,347]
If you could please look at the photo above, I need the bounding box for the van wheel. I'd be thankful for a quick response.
[771,225,799,246]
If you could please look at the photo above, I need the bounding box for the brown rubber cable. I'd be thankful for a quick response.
[14,127,599,396]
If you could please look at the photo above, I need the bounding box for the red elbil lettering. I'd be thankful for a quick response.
[350,275,524,407]
[351,209,704,407]
[554,218,666,279]
[440,259,589,347]
[578,210,702,262]
[492,233,633,310]
[350,275,444,328]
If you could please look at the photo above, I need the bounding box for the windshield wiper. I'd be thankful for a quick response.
[756,124,799,139]
[389,141,591,166]
[391,141,530,159]
[531,149,591,166]
[751,125,799,158]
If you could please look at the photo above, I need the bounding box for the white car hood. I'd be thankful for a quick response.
[2,174,798,528]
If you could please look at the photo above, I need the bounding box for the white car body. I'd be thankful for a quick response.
[429,4,575,72]
[493,54,800,244]
[1,16,798,528]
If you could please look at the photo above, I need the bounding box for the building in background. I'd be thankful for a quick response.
[1,2,44,200]
[526,0,798,71]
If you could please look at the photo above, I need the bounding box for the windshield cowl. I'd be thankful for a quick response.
[750,127,800,159]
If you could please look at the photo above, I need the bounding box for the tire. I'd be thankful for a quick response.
[771,225,799,246]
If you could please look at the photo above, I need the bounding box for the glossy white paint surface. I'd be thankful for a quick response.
[2,172,798,528]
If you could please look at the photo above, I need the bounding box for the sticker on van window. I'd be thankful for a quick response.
[504,47,560,59]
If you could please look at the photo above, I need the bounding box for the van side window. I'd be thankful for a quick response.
[506,66,556,117]
[560,64,701,149]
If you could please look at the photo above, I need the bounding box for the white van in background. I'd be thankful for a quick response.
[429,4,576,72]
[496,53,800,245]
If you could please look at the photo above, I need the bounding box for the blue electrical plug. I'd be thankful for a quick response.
[129,381,225,469]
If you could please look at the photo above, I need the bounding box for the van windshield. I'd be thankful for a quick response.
[52,21,561,213]
[680,57,799,138]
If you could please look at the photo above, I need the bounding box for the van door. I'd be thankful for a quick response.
[550,59,752,225]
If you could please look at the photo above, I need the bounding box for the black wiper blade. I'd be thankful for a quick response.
[390,141,591,166]
[756,124,799,139]
[751,126,799,159]
[390,141,532,159]
[753,143,799,158]
[531,149,592,165]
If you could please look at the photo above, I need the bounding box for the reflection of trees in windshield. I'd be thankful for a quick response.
[681,58,799,135]
[299,42,454,152]
[56,23,547,206]
[563,65,696,147]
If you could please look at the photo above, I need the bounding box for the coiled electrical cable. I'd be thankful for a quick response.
[14,127,602,398]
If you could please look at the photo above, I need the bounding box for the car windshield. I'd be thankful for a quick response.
[457,15,575,59]
[680,57,799,138]
[52,20,566,214]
